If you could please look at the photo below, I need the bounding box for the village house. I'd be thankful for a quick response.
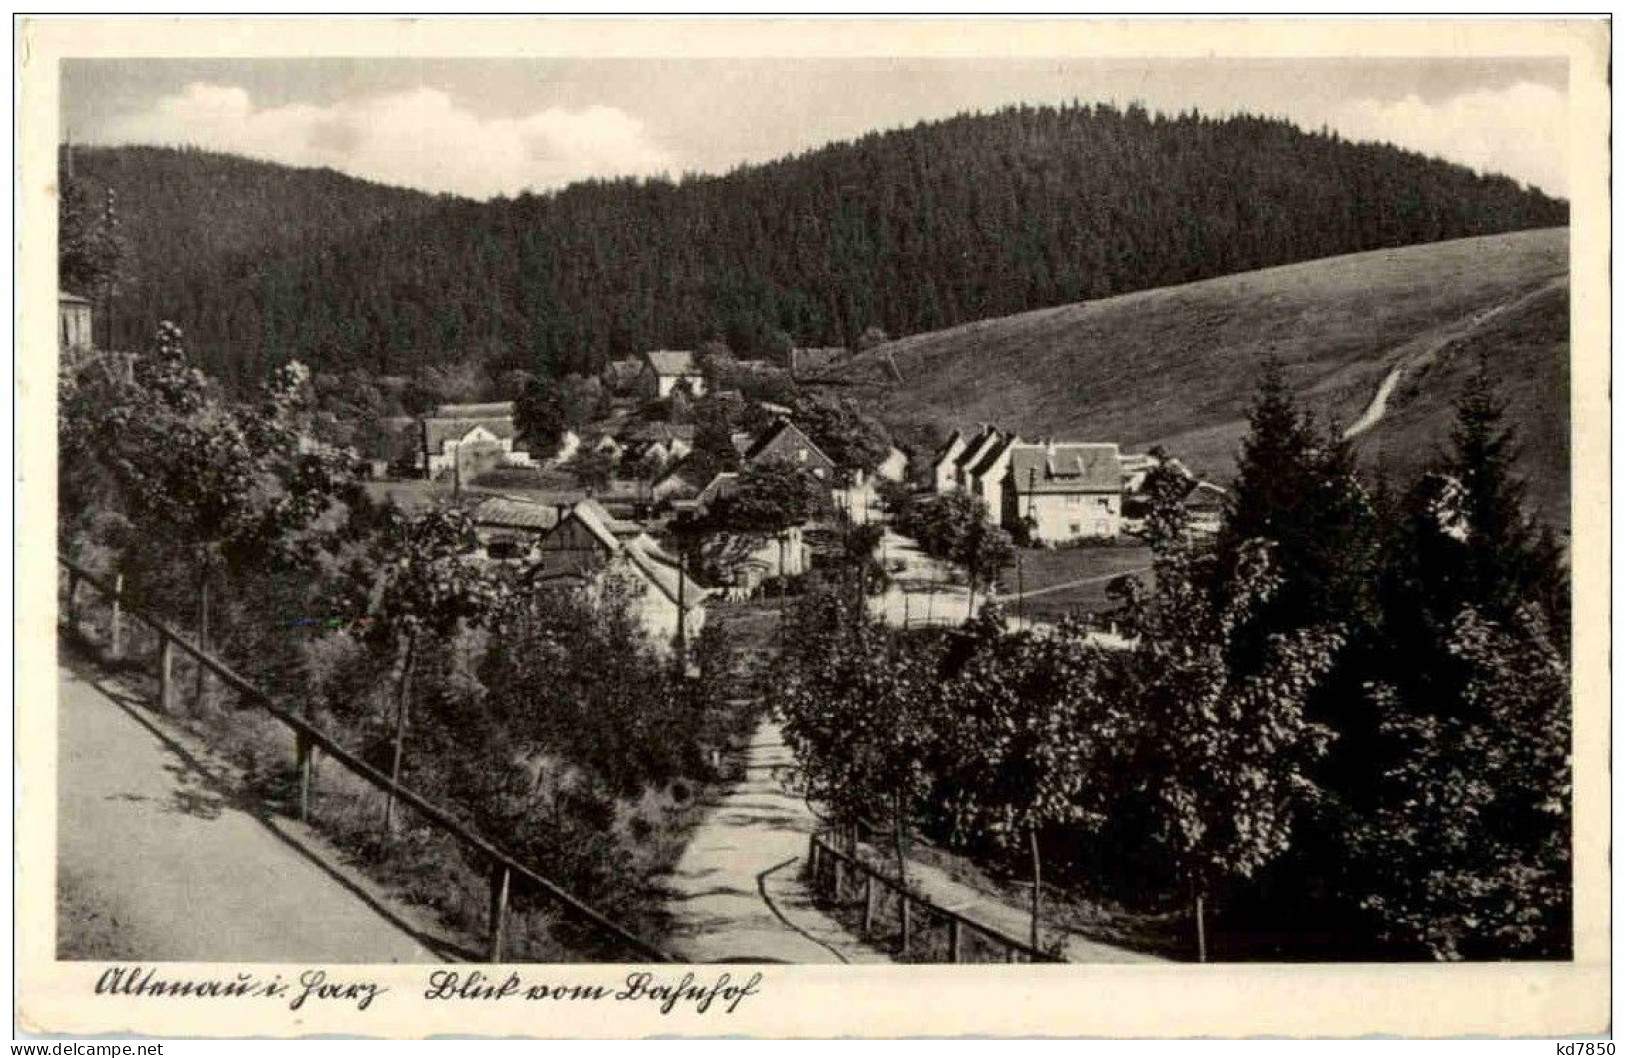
[640,349,706,399]
[59,290,93,350]
[601,357,645,395]
[1003,442,1124,543]
[470,496,563,560]
[964,432,1023,519]
[743,418,837,480]
[536,499,707,655]
[419,401,534,479]
[625,422,695,466]
[652,459,709,502]
[953,425,1005,492]
[931,430,967,493]
[875,445,910,484]
[1181,480,1228,535]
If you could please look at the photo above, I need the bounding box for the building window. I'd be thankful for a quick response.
[1067,494,1084,507]
[1069,523,1081,535]
[797,448,808,462]
[1098,497,1111,508]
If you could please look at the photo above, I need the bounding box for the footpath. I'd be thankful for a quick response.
[655,718,890,964]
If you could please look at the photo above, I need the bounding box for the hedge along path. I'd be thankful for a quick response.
[59,557,676,964]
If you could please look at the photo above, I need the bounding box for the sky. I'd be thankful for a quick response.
[61,57,1571,201]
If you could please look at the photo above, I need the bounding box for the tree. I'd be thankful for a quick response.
[1357,605,1571,960]
[772,589,941,883]
[514,376,568,457]
[61,323,357,704]
[1112,466,1342,960]
[698,460,825,595]
[790,393,892,475]
[337,505,504,836]
[940,607,1126,949]
[571,447,615,493]
[1357,359,1573,960]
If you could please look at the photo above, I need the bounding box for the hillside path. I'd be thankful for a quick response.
[57,660,443,963]
[655,718,891,964]
[1343,275,1568,439]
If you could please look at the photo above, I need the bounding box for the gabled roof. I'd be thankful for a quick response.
[743,418,833,468]
[643,349,699,377]
[1182,481,1228,511]
[932,430,966,469]
[471,497,562,532]
[623,537,709,610]
[421,416,517,453]
[690,471,741,516]
[604,358,644,383]
[955,426,1003,472]
[966,433,1021,482]
[1007,443,1122,494]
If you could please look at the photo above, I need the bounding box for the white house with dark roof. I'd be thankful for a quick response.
[1003,442,1124,542]
[640,350,705,399]
[932,430,967,494]
[537,499,707,655]
[954,425,1005,492]
[964,432,1023,520]
[419,401,534,477]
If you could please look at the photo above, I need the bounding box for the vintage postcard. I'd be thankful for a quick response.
[14,15,1611,1039]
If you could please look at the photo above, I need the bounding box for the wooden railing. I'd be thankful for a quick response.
[805,831,1064,964]
[57,557,676,964]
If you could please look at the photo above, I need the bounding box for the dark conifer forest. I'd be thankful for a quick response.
[67,103,1567,387]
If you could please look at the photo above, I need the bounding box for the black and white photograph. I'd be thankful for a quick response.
[17,14,1611,1041]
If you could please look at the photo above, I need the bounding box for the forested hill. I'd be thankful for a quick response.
[72,104,1568,385]
[62,145,448,382]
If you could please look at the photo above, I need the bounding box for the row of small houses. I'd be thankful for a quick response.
[931,424,1225,542]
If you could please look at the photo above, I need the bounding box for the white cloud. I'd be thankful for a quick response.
[102,82,677,198]
[1326,82,1569,198]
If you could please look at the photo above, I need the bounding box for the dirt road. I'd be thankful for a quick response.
[655,719,889,964]
[56,662,443,963]
[1343,276,1568,440]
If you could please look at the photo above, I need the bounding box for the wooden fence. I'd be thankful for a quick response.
[57,557,675,964]
[805,831,1064,964]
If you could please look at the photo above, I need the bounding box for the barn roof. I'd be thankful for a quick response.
[1007,443,1122,494]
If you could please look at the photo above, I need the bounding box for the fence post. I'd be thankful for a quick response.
[862,875,876,935]
[948,917,963,963]
[488,864,511,963]
[296,729,314,823]
[899,894,911,958]
[807,835,820,887]
[157,636,175,713]
[109,574,124,659]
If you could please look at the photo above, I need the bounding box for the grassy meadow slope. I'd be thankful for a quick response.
[844,228,1568,516]
[1351,279,1569,530]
